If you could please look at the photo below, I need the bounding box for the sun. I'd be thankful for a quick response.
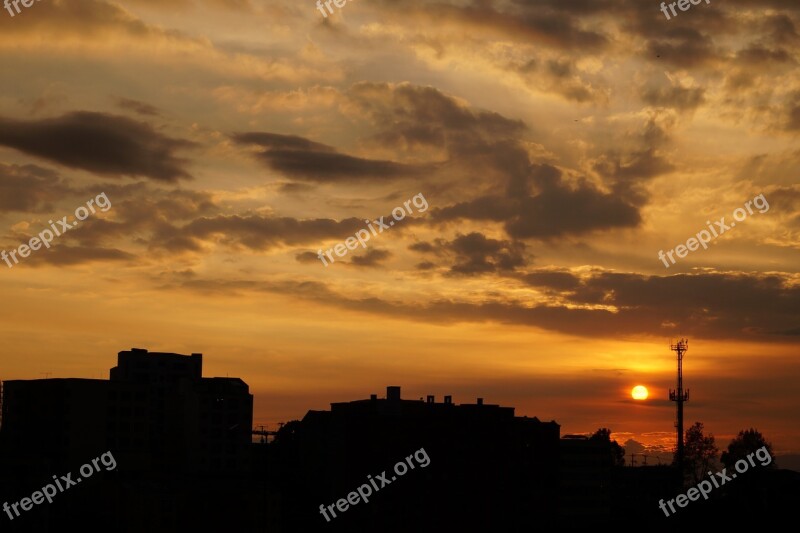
[632,385,649,400]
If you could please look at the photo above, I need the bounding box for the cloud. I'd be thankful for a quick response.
[0,0,152,38]
[350,248,392,267]
[410,233,528,275]
[347,82,527,153]
[589,115,675,205]
[22,184,219,251]
[735,44,794,66]
[295,251,322,264]
[522,270,582,292]
[232,131,430,183]
[505,179,641,239]
[511,56,608,104]
[166,269,800,341]
[434,164,641,239]
[761,13,800,44]
[395,2,611,52]
[643,85,706,111]
[115,97,161,117]
[233,132,334,153]
[646,28,719,68]
[0,163,72,213]
[159,214,366,252]
[781,91,800,132]
[334,83,672,240]
[20,245,135,267]
[0,112,194,182]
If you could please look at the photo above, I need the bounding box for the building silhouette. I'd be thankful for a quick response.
[0,349,264,532]
[269,386,561,532]
[1,348,252,475]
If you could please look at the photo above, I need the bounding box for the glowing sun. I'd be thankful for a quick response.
[632,385,649,400]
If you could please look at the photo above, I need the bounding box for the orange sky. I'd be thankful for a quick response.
[1,0,799,459]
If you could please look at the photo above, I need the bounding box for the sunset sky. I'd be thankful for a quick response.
[1,0,799,464]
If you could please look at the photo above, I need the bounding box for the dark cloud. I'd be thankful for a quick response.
[591,117,675,206]
[762,13,800,44]
[766,186,800,211]
[412,233,528,275]
[433,164,641,240]
[781,91,800,131]
[605,148,675,185]
[338,84,666,240]
[370,0,612,51]
[67,218,129,247]
[348,82,526,152]
[424,3,610,52]
[0,0,152,37]
[593,152,673,210]
[430,195,514,224]
[409,241,437,253]
[81,186,216,247]
[448,233,527,275]
[0,112,194,182]
[160,214,366,252]
[295,251,322,264]
[546,58,574,78]
[522,270,581,291]
[645,28,718,68]
[570,272,800,337]
[168,271,800,341]
[2,181,375,261]
[0,163,72,213]
[643,85,706,111]
[505,178,640,240]
[2,180,399,262]
[370,124,446,152]
[734,45,794,65]
[20,245,135,267]
[278,182,317,194]
[727,0,800,12]
[233,132,334,153]
[527,0,613,13]
[232,131,430,183]
[510,56,604,103]
[350,248,392,267]
[38,185,220,250]
[115,97,161,117]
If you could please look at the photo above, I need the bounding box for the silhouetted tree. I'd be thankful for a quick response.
[721,428,776,470]
[590,427,626,467]
[683,422,718,484]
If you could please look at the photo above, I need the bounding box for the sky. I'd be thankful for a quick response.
[0,0,799,464]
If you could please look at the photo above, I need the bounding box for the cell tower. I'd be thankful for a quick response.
[669,339,689,469]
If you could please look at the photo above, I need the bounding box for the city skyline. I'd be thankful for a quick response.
[3,344,796,470]
[1,0,799,470]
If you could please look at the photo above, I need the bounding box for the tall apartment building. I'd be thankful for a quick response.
[0,348,253,476]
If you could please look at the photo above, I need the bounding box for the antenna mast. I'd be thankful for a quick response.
[669,339,689,470]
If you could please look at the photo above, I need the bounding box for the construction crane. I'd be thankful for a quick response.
[252,424,280,444]
[629,452,665,466]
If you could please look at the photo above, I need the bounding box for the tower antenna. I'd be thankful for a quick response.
[669,339,689,470]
